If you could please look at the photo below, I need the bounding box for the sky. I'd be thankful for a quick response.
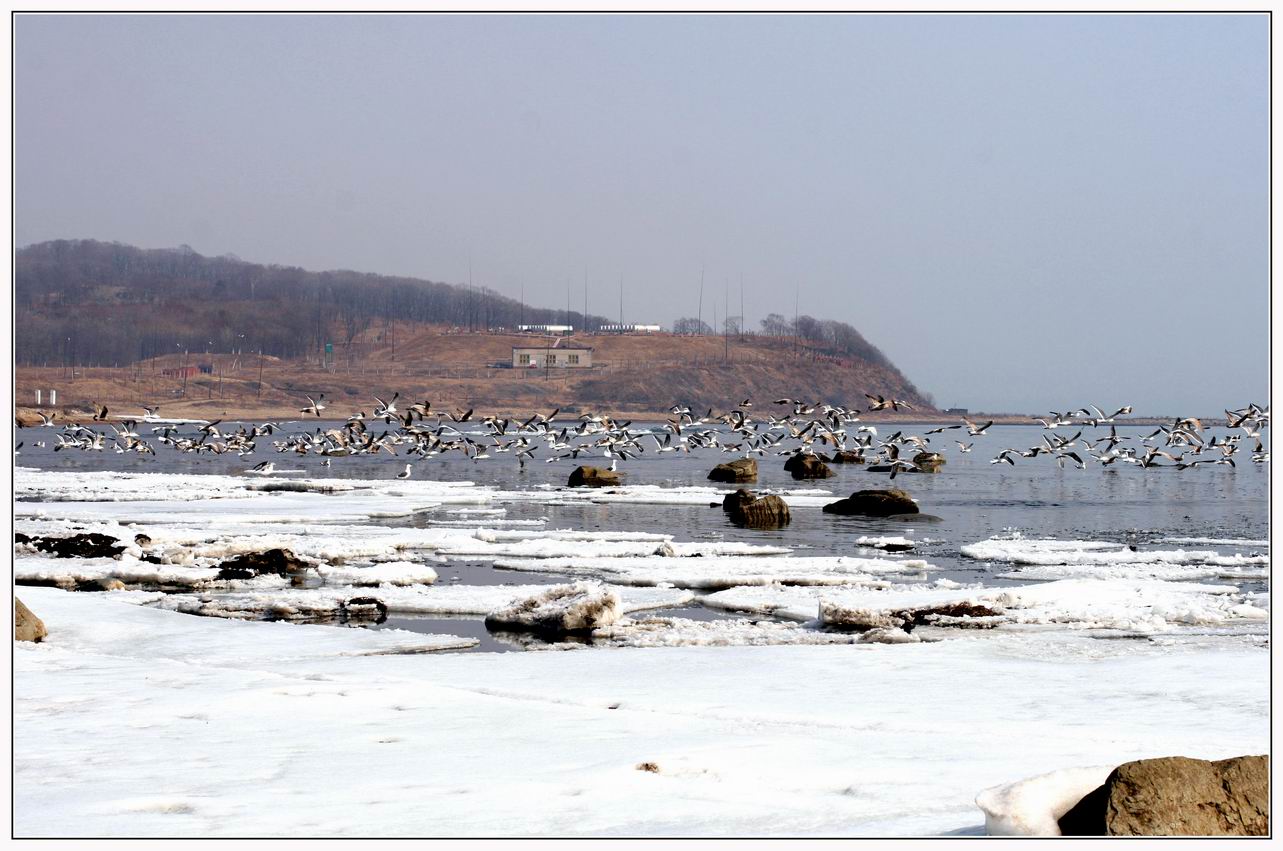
[14,13,1269,415]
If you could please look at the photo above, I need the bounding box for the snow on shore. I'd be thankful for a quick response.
[14,587,1268,837]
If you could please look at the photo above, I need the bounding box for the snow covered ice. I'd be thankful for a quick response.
[13,588,1268,836]
[11,465,1270,836]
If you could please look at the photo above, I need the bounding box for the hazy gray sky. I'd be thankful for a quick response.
[16,14,1268,415]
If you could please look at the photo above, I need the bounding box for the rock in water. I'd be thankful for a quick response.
[568,465,623,487]
[1059,755,1269,836]
[485,582,622,635]
[728,494,791,529]
[216,548,308,581]
[708,458,758,483]
[784,454,835,480]
[912,451,946,472]
[822,489,919,516]
[27,533,125,559]
[829,450,865,464]
[722,488,758,514]
[15,598,46,642]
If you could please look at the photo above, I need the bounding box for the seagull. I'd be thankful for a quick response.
[301,394,326,416]
[396,463,413,479]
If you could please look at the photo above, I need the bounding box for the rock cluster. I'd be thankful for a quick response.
[216,548,309,581]
[18,532,125,559]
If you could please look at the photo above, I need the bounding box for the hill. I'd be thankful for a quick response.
[14,240,933,419]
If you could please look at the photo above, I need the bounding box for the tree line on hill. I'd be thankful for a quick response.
[670,312,894,369]
[15,240,613,366]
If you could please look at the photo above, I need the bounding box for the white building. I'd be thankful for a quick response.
[511,345,593,369]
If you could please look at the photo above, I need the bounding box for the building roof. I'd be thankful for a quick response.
[512,345,594,352]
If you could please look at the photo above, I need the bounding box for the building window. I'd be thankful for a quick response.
[568,354,579,364]
[545,354,556,366]
[518,353,530,365]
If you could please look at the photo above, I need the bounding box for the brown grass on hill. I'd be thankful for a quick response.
[16,324,934,423]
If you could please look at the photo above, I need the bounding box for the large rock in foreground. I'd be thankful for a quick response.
[568,466,622,488]
[1059,755,1268,836]
[708,458,758,483]
[822,489,919,517]
[15,598,47,642]
[485,582,622,635]
[728,494,791,529]
[784,453,835,480]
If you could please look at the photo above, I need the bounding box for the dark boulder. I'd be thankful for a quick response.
[568,465,623,488]
[1059,755,1268,836]
[728,494,791,529]
[722,488,758,513]
[15,598,46,643]
[216,548,308,581]
[823,489,919,517]
[29,533,126,559]
[708,458,758,483]
[784,453,835,480]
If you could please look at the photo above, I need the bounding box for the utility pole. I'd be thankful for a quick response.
[740,273,744,340]
[583,267,588,334]
[697,268,704,336]
[724,278,729,362]
[566,278,571,333]
[619,274,623,327]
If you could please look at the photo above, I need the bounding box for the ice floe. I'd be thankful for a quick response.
[493,555,933,588]
[701,577,1267,634]
[975,765,1114,836]
[962,536,1269,569]
[122,583,695,621]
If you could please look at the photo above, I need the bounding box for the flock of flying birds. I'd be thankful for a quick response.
[14,393,1270,480]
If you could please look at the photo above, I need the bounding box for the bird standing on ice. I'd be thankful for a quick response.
[396,463,413,479]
